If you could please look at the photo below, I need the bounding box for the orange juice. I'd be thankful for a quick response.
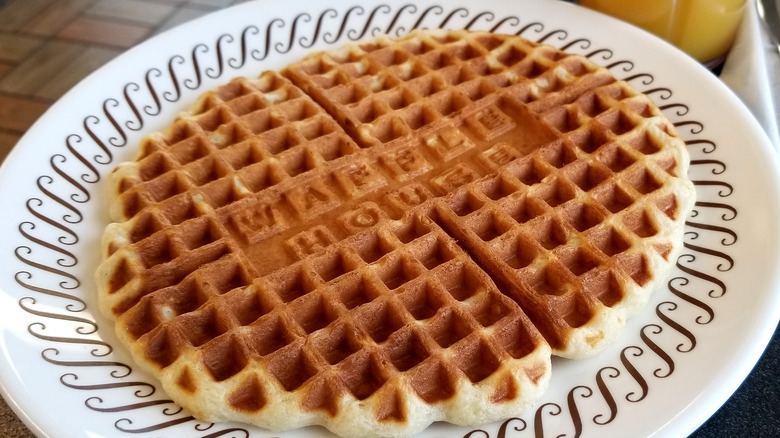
[578,0,746,65]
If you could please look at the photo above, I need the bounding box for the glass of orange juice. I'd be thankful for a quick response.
[577,0,747,68]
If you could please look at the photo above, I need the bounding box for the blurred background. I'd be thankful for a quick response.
[0,0,251,165]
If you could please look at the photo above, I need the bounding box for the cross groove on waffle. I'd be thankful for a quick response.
[97,29,694,438]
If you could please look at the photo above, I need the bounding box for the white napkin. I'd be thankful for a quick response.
[720,0,780,148]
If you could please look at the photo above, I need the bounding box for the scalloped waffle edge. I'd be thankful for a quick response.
[96,29,695,438]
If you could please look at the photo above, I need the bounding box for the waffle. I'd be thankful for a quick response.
[96,29,695,437]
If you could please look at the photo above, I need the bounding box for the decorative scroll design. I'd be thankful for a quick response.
[10,2,738,437]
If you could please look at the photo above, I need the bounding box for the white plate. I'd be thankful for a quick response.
[1,1,779,437]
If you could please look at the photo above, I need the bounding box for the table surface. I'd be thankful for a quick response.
[0,0,778,437]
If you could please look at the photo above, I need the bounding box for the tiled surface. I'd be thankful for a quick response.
[0,0,250,166]
[86,0,178,25]
[57,16,151,47]
[0,1,251,435]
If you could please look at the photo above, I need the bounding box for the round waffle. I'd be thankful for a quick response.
[96,29,695,437]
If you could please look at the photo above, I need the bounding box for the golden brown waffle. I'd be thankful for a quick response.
[96,29,695,437]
